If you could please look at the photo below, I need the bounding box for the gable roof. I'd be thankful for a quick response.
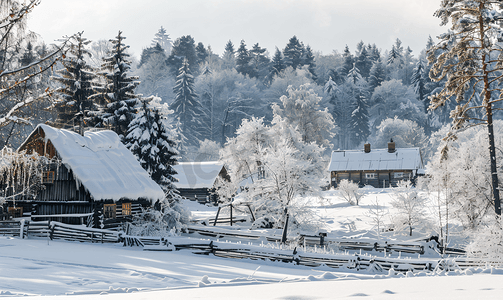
[20,124,165,202]
[328,148,423,172]
[173,161,225,189]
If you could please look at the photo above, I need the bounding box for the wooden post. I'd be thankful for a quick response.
[230,204,233,226]
[246,204,255,222]
[213,207,221,226]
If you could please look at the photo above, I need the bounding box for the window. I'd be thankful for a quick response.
[394,172,404,179]
[42,171,55,184]
[122,203,131,216]
[365,173,377,179]
[103,204,116,219]
[8,207,23,218]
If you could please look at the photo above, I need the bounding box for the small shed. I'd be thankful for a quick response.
[328,141,424,188]
[173,161,230,204]
[8,124,165,227]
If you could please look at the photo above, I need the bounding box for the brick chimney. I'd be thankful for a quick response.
[364,143,371,153]
[388,139,395,153]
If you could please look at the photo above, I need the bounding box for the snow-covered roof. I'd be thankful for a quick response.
[23,124,165,201]
[328,148,423,172]
[173,161,225,189]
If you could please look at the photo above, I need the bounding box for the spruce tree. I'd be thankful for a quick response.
[52,32,96,131]
[411,60,427,113]
[170,59,206,147]
[268,47,286,81]
[341,45,354,75]
[222,40,236,69]
[167,35,198,75]
[368,59,386,92]
[302,45,317,81]
[283,36,304,69]
[151,26,172,55]
[94,31,140,139]
[236,40,252,77]
[350,87,370,145]
[126,97,178,194]
[195,42,208,65]
[356,45,372,79]
[249,42,270,80]
[139,43,166,68]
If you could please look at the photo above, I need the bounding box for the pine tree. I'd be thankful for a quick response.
[341,45,354,75]
[411,60,427,113]
[126,97,178,194]
[356,45,372,79]
[151,26,172,56]
[347,63,362,84]
[222,40,236,69]
[170,59,206,147]
[139,43,166,68]
[283,36,303,69]
[368,59,386,91]
[249,43,270,80]
[195,42,208,65]
[302,45,317,81]
[94,31,140,139]
[428,0,503,215]
[167,35,198,75]
[351,87,370,145]
[51,32,96,132]
[268,47,285,81]
[236,40,252,77]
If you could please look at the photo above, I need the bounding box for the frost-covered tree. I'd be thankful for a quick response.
[337,179,362,205]
[222,40,236,70]
[370,79,425,129]
[427,0,503,215]
[371,117,426,149]
[0,147,58,204]
[249,43,270,81]
[0,1,68,132]
[390,181,426,236]
[351,86,370,145]
[302,45,317,81]
[271,84,335,149]
[151,26,172,56]
[368,59,386,92]
[51,32,96,132]
[170,58,207,149]
[341,45,354,75]
[93,31,140,139]
[125,96,178,194]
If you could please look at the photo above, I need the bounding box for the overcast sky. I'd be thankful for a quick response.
[28,0,445,59]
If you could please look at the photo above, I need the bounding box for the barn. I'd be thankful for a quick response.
[4,124,165,227]
[173,161,230,204]
[328,141,424,188]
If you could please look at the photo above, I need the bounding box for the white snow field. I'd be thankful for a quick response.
[1,189,503,299]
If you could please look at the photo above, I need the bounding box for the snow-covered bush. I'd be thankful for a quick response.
[466,218,503,261]
[128,199,189,236]
[337,179,362,205]
[390,181,427,236]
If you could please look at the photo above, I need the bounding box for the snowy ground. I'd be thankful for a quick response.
[1,189,501,299]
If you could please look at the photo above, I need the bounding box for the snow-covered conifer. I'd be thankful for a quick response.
[283,36,304,70]
[151,26,172,56]
[125,96,178,195]
[93,31,140,139]
[170,58,207,149]
[51,32,96,131]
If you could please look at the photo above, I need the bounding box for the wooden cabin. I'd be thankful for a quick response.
[173,162,230,204]
[328,141,424,188]
[3,124,165,227]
